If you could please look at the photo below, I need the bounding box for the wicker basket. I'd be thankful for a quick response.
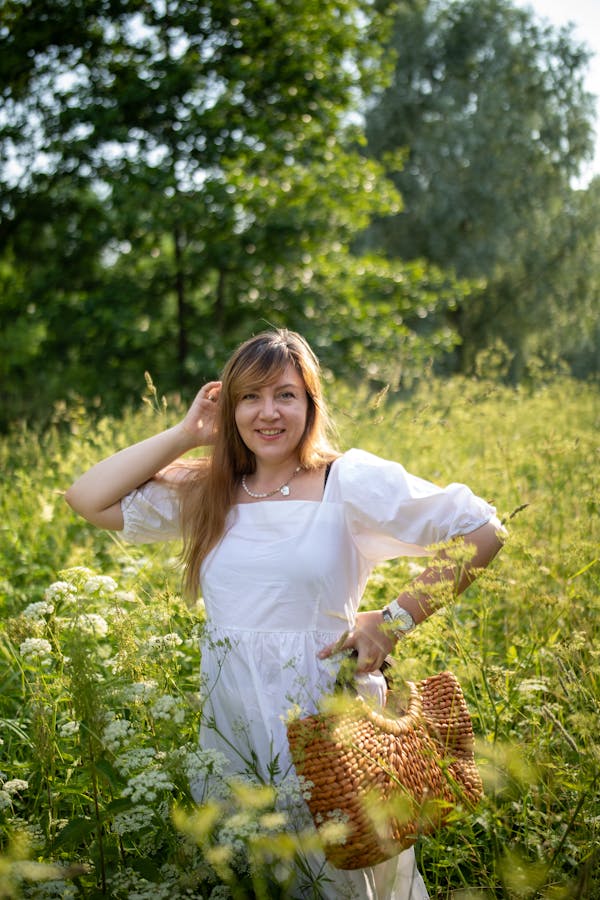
[287,670,482,870]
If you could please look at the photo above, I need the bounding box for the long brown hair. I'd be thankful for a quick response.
[180,329,339,598]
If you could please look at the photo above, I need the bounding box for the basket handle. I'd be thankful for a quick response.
[363,681,423,736]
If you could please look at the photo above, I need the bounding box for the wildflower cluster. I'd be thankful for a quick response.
[83,575,118,596]
[151,694,186,724]
[1,567,207,897]
[144,633,184,652]
[43,580,77,604]
[71,611,109,637]
[18,638,53,664]
[123,769,175,804]
[102,718,136,753]
[22,601,55,622]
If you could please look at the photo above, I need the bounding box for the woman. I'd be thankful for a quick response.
[65,329,504,898]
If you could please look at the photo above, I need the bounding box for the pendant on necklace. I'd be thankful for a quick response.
[280,485,290,496]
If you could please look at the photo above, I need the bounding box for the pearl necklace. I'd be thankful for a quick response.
[241,466,302,499]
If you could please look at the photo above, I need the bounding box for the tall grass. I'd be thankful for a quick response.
[0,374,598,898]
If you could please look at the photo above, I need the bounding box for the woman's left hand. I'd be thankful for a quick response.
[318,610,395,674]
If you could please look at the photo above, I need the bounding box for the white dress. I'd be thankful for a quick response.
[121,448,499,899]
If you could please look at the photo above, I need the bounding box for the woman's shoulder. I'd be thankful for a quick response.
[332,447,396,474]
[326,448,406,496]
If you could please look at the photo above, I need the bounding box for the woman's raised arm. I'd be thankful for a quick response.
[64,381,221,530]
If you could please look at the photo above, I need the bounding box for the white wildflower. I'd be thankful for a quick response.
[58,721,80,738]
[150,694,185,724]
[209,888,233,900]
[83,575,118,596]
[518,678,550,694]
[110,871,170,900]
[111,805,155,835]
[186,747,232,802]
[22,879,78,898]
[158,863,180,882]
[0,790,12,810]
[217,810,262,858]
[144,633,183,652]
[122,681,158,703]
[107,868,176,900]
[324,808,349,825]
[259,811,287,830]
[13,819,45,853]
[19,638,52,662]
[22,601,54,620]
[318,819,349,846]
[185,747,229,781]
[3,779,28,795]
[276,772,314,805]
[122,769,174,804]
[316,809,350,847]
[44,581,77,603]
[102,719,135,752]
[114,747,156,775]
[73,613,109,638]
[297,775,314,801]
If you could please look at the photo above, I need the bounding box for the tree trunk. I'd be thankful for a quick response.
[173,223,188,371]
[446,304,467,373]
[215,268,226,335]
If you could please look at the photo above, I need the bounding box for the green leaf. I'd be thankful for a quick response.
[52,817,97,851]
[94,757,125,790]
[129,857,163,881]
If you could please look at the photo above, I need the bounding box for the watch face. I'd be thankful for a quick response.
[390,604,415,632]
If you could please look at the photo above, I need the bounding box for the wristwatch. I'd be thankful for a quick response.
[381,600,416,636]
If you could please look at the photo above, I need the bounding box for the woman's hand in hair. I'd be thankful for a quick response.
[64,388,222,529]
[180,381,222,447]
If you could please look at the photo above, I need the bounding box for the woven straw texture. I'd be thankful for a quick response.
[287,670,482,870]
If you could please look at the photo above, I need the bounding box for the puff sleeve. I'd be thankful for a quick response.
[120,479,182,544]
[333,449,500,563]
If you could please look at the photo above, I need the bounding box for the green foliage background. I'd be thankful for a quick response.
[1,373,598,897]
[1,0,599,429]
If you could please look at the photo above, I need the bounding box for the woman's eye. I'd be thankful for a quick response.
[280,391,295,399]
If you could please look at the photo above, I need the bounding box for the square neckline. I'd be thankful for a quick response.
[233,459,336,508]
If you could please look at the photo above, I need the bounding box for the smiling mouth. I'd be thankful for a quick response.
[257,429,284,436]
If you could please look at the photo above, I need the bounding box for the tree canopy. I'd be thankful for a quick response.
[0,0,598,426]
[1,0,468,425]
[364,0,598,376]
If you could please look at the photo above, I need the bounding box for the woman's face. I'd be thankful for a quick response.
[234,364,309,469]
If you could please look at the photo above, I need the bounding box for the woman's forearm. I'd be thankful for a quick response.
[395,518,505,623]
[64,423,196,528]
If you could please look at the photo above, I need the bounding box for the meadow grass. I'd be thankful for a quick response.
[0,373,598,898]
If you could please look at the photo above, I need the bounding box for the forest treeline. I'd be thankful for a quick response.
[1,0,599,427]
